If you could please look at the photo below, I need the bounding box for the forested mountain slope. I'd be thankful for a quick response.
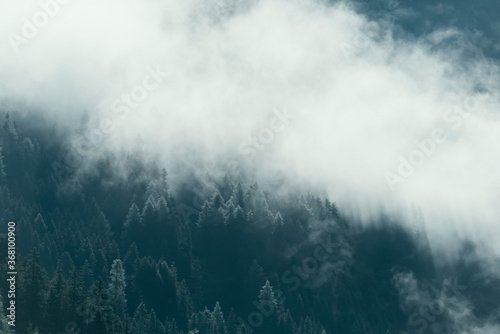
[0,113,498,334]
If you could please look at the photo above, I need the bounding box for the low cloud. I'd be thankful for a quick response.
[1,0,499,261]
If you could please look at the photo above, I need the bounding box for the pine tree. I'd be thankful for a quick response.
[218,173,233,201]
[212,191,225,210]
[56,251,75,278]
[67,269,85,321]
[0,145,6,184]
[18,251,48,331]
[145,181,160,204]
[108,259,127,318]
[33,213,47,237]
[245,260,266,299]
[149,308,166,334]
[88,280,112,334]
[0,294,13,333]
[160,168,169,197]
[278,309,295,334]
[273,212,284,230]
[192,307,212,333]
[258,280,277,309]
[45,269,68,331]
[230,181,245,209]
[272,212,287,251]
[324,198,339,219]
[123,203,142,246]
[1,113,18,152]
[142,196,158,227]
[245,183,273,226]
[210,301,228,334]
[95,248,109,281]
[123,243,139,310]
[166,318,181,334]
[91,211,112,237]
[88,308,108,334]
[246,210,254,224]
[158,196,170,219]
[124,243,139,273]
[232,205,246,225]
[222,200,235,226]
[132,302,151,334]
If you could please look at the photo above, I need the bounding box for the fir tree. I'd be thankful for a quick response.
[67,268,85,320]
[210,301,228,334]
[88,280,112,334]
[123,203,142,246]
[160,168,169,197]
[230,181,245,209]
[56,251,75,278]
[132,302,151,334]
[149,308,166,334]
[258,280,277,309]
[245,260,266,299]
[0,294,13,333]
[108,259,127,318]
[33,213,47,237]
[45,269,68,332]
[18,251,48,332]
[0,145,6,184]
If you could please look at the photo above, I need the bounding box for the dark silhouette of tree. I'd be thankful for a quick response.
[88,280,112,334]
[132,302,151,334]
[2,117,496,334]
[45,269,68,332]
[230,181,245,209]
[18,251,48,332]
[67,268,85,321]
[0,294,13,333]
[123,203,142,247]
[0,145,6,184]
[210,301,228,334]
[56,251,75,278]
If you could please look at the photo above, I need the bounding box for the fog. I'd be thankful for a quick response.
[1,0,499,260]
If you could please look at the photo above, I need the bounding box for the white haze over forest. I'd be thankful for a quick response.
[1,0,499,262]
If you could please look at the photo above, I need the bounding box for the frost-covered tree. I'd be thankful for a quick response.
[210,301,228,334]
[258,280,277,309]
[132,302,151,333]
[108,259,127,317]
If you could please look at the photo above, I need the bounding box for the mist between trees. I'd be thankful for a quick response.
[0,113,499,334]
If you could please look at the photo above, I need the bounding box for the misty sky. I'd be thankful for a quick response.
[1,0,500,260]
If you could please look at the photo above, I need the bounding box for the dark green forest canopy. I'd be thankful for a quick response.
[0,113,498,334]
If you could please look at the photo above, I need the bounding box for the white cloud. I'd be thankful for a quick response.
[1,0,499,260]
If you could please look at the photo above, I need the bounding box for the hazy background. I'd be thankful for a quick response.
[1,0,499,262]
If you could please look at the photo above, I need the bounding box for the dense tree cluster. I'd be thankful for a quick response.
[0,113,498,334]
